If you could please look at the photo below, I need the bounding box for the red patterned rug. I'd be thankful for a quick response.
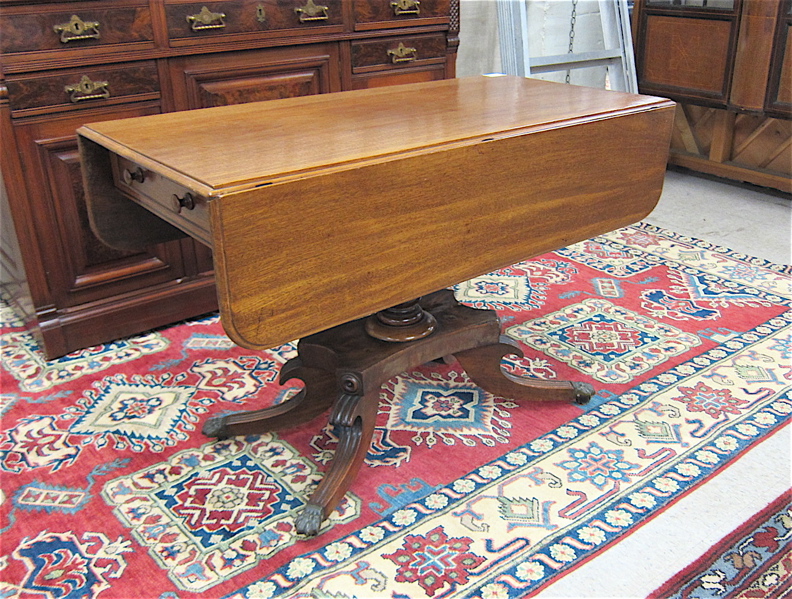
[1,223,789,599]
[650,490,792,598]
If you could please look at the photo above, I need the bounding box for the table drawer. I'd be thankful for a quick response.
[111,154,212,247]
[0,4,154,57]
[5,62,160,116]
[351,33,447,72]
[353,0,450,31]
[165,0,343,42]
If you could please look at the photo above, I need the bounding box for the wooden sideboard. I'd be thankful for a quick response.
[0,0,459,359]
[632,0,791,192]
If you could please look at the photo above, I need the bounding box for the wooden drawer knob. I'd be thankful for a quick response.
[171,192,195,213]
[122,166,145,185]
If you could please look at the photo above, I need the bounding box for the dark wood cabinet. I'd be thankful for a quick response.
[632,0,791,192]
[4,102,220,356]
[767,0,792,118]
[0,0,459,359]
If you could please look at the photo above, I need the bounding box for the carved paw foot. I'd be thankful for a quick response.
[572,382,595,405]
[202,415,230,440]
[294,504,324,536]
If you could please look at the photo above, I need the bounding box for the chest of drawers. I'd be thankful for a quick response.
[0,0,459,359]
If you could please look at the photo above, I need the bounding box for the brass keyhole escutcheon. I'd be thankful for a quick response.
[54,15,101,43]
[387,42,417,63]
[391,0,420,16]
[64,75,110,103]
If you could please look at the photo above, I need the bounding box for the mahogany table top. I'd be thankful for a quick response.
[79,76,675,349]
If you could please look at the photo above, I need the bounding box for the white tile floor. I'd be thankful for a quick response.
[645,167,791,266]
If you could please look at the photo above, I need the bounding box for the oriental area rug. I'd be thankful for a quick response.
[649,489,792,598]
[1,223,789,599]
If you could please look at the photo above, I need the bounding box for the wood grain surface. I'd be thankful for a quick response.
[79,76,671,193]
[79,76,675,350]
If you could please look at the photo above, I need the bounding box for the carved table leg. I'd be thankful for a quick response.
[454,335,594,405]
[294,383,380,536]
[202,289,594,537]
[202,357,337,438]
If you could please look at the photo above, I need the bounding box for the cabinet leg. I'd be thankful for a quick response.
[454,336,594,405]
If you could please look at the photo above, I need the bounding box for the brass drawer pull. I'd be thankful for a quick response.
[172,192,195,213]
[53,15,101,43]
[64,75,110,103]
[187,7,227,31]
[387,42,418,64]
[122,166,145,185]
[295,0,329,23]
[391,0,421,16]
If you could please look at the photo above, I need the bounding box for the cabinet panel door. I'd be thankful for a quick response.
[640,15,734,105]
[168,43,341,110]
[11,104,190,311]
